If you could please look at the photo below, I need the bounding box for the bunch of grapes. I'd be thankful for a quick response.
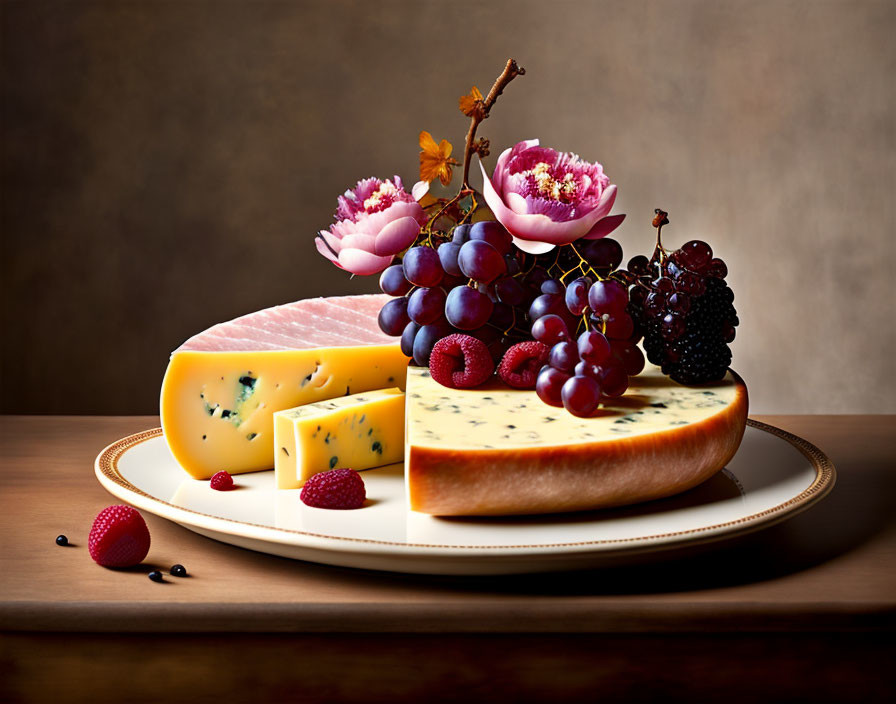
[376,221,537,366]
[530,277,645,417]
[627,212,738,384]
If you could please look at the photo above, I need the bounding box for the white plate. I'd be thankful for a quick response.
[95,420,835,575]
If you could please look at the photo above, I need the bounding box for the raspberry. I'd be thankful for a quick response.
[429,334,494,389]
[88,505,151,568]
[300,468,366,510]
[497,341,550,389]
[210,471,234,491]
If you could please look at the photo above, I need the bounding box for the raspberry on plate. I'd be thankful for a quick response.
[300,468,366,510]
[497,341,550,389]
[210,471,234,491]
[88,505,151,568]
[428,334,494,389]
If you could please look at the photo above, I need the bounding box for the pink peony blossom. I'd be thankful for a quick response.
[316,176,427,275]
[479,139,625,254]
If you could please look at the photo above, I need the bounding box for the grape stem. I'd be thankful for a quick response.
[461,59,526,190]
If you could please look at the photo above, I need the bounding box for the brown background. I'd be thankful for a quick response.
[2,0,894,415]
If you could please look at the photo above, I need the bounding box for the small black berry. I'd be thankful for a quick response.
[170,564,187,578]
[148,570,164,582]
[55,535,68,546]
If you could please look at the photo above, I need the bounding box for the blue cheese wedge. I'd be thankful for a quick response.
[274,388,404,489]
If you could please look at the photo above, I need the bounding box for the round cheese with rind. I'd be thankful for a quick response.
[405,364,748,516]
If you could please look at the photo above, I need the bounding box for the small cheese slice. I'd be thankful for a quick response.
[405,364,748,516]
[160,295,409,479]
[273,388,405,489]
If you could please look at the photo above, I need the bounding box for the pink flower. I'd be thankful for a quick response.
[316,176,427,275]
[479,139,625,254]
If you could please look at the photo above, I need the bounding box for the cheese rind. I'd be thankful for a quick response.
[160,346,408,478]
[406,365,748,516]
[274,388,405,489]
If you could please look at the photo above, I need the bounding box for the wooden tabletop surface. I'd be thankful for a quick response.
[1,414,894,635]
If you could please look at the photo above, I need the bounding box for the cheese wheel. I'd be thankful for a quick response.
[406,365,748,516]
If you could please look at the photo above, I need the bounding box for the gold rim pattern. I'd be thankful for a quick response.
[95,419,836,551]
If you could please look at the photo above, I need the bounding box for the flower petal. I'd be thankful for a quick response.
[505,191,529,214]
[492,139,539,196]
[511,236,556,255]
[374,216,420,256]
[337,248,394,276]
[480,160,608,245]
[339,233,378,252]
[315,234,341,265]
[419,130,438,153]
[582,213,626,240]
[411,180,430,201]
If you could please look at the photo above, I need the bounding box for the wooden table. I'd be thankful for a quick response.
[1,415,894,703]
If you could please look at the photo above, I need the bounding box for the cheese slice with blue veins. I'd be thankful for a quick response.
[405,364,748,516]
[273,388,405,489]
[160,295,409,479]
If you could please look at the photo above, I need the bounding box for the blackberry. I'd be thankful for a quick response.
[629,210,740,385]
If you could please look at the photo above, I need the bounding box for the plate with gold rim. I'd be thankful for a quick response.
[94,420,834,575]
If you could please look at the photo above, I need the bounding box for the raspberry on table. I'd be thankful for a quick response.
[428,334,494,389]
[88,505,151,568]
[210,471,234,491]
[497,341,550,389]
[300,468,367,510]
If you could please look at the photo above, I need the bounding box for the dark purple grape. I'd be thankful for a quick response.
[629,284,647,307]
[599,365,629,397]
[400,321,420,357]
[652,277,674,294]
[478,280,499,302]
[666,292,691,315]
[708,258,728,279]
[678,240,713,270]
[665,260,683,280]
[379,265,412,296]
[677,272,706,297]
[469,221,513,255]
[487,336,513,364]
[493,276,526,306]
[458,240,506,284]
[574,360,602,380]
[661,313,685,340]
[627,255,651,276]
[504,254,521,276]
[531,314,569,345]
[469,324,501,345]
[582,237,623,272]
[445,285,493,330]
[524,266,550,290]
[549,340,580,373]
[535,365,569,407]
[603,312,634,340]
[541,279,565,296]
[437,242,463,277]
[645,292,665,316]
[403,246,443,288]
[377,297,411,336]
[452,224,472,244]
[528,293,565,322]
[588,280,628,314]
[489,301,515,329]
[609,340,645,376]
[561,375,602,417]
[440,273,467,289]
[412,321,453,366]
[577,330,611,364]
[565,277,591,316]
[407,286,446,326]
